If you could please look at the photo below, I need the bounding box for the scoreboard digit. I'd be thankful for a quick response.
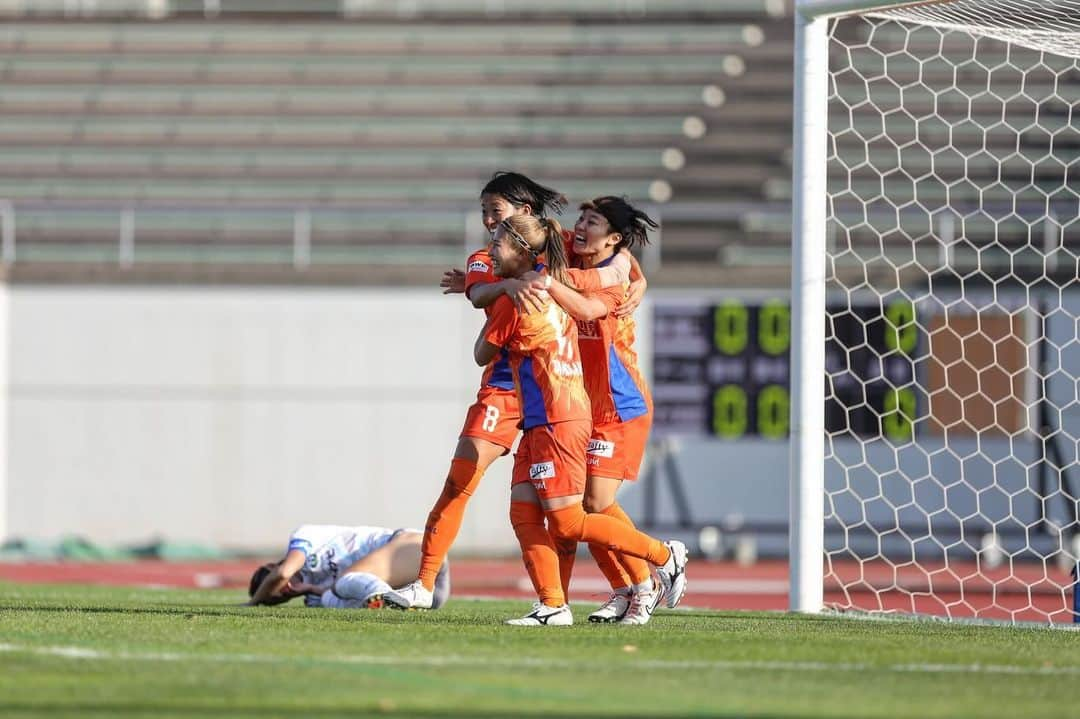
[712,385,748,437]
[756,384,790,438]
[758,300,791,357]
[713,301,748,355]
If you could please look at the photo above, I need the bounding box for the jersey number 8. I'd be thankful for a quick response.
[482,405,500,432]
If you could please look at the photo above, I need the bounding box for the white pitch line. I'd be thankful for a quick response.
[1,643,1078,677]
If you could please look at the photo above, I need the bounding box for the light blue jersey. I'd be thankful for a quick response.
[286,524,397,589]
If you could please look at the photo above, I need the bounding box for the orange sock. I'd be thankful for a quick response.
[510,501,565,607]
[555,537,578,601]
[598,502,653,586]
[588,543,632,591]
[418,458,481,590]
[547,504,670,567]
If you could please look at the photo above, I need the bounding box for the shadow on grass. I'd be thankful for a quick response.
[1,602,740,622]
[0,703,791,719]
[0,604,311,620]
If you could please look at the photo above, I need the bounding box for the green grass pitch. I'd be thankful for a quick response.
[1,582,1078,718]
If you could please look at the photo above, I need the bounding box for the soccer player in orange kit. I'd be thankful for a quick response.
[473,214,687,626]
[384,172,566,610]
[523,196,669,624]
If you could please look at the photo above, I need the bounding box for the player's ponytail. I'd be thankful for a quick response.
[580,195,658,251]
[482,171,567,217]
[540,218,571,286]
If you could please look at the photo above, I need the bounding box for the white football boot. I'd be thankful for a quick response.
[587,591,632,623]
[656,540,689,609]
[383,580,434,610]
[618,585,667,625]
[505,602,573,626]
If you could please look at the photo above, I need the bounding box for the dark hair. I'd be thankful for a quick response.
[501,215,571,286]
[481,171,567,217]
[248,564,273,597]
[579,195,658,251]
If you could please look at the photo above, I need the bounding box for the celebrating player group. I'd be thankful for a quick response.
[246,172,688,625]
[381,171,688,626]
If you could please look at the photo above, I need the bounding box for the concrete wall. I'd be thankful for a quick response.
[5,285,522,552]
[0,282,8,542]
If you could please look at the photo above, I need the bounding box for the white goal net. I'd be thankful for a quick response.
[795,0,1079,624]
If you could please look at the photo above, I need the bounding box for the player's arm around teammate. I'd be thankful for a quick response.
[477,215,687,627]
[384,173,566,611]
[451,240,637,313]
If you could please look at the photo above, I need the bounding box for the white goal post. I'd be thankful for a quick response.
[791,0,1080,622]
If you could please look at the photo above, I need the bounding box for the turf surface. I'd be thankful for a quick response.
[1,582,1077,718]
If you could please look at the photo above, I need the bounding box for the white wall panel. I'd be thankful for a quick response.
[6,286,517,552]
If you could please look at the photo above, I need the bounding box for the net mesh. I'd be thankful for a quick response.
[873,0,1080,58]
[824,0,1080,623]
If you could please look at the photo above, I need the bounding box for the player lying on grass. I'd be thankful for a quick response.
[460,214,687,626]
[247,524,449,609]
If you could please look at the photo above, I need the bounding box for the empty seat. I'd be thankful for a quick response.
[0,8,796,278]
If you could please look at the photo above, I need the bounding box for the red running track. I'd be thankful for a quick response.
[1,558,1075,623]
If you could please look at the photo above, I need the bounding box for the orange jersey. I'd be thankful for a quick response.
[464,247,496,305]
[573,255,651,425]
[483,295,591,429]
[464,247,515,391]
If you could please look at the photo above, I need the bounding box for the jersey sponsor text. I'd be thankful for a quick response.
[530,461,555,482]
[586,439,616,458]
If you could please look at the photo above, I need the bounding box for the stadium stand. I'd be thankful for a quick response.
[0,0,798,285]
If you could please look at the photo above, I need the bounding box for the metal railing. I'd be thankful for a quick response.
[0,200,670,272]
[0,202,476,268]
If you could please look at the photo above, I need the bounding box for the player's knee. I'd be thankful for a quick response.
[555,537,577,556]
[453,437,482,463]
[509,500,544,529]
[546,505,586,542]
[582,494,612,514]
[334,571,390,602]
[583,481,619,514]
[446,457,480,497]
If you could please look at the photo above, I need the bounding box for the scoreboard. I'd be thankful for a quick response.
[652,298,918,440]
